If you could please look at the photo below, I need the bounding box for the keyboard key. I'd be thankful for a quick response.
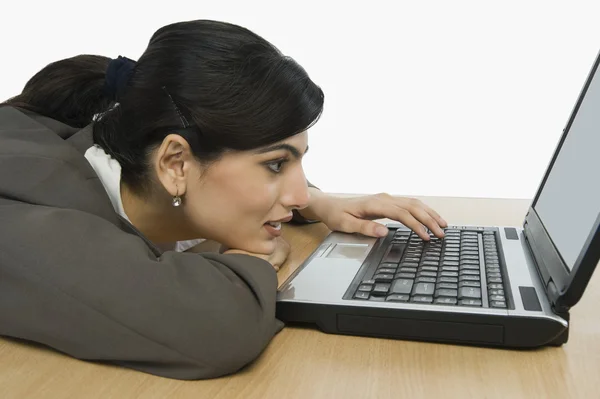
[442,261,459,267]
[461,264,480,270]
[373,274,394,282]
[416,277,436,284]
[404,257,421,263]
[396,272,416,279]
[435,297,458,305]
[377,268,397,274]
[459,299,482,307]
[435,289,458,298]
[437,282,458,290]
[354,292,370,299]
[399,267,417,273]
[490,295,505,302]
[487,272,502,278]
[405,248,422,254]
[459,275,480,282]
[490,301,507,308]
[460,260,480,265]
[411,295,433,303]
[357,284,372,292]
[440,271,458,277]
[441,266,459,272]
[422,261,440,267]
[488,283,504,290]
[459,287,481,299]
[390,279,414,295]
[362,279,376,285]
[488,277,503,284]
[459,281,481,288]
[489,289,504,296]
[421,266,439,272]
[386,294,410,302]
[372,283,391,295]
[460,255,479,260]
[438,277,459,283]
[418,271,437,278]
[459,269,480,276]
[413,282,435,296]
[400,262,419,268]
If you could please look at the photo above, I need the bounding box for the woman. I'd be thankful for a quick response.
[0,20,447,380]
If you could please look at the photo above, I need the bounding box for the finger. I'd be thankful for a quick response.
[421,203,448,228]
[339,215,389,238]
[408,206,445,238]
[390,209,430,240]
[359,220,389,238]
[361,199,430,240]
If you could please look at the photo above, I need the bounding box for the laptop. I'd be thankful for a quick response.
[276,49,600,348]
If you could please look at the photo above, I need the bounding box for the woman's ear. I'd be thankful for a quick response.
[154,134,194,197]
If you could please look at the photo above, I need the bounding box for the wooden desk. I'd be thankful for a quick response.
[1,196,599,399]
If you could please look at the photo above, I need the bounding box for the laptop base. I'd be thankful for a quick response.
[276,301,569,348]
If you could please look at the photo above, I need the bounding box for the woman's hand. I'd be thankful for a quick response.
[222,237,290,271]
[299,190,447,240]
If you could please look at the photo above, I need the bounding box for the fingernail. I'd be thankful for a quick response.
[376,226,389,237]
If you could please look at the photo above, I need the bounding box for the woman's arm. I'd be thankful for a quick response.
[0,201,282,380]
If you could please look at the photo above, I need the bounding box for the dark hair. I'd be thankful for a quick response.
[2,55,112,128]
[95,19,324,194]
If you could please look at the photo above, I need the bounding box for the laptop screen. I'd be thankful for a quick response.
[534,58,600,271]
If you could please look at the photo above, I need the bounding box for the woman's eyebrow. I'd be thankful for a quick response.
[254,144,309,159]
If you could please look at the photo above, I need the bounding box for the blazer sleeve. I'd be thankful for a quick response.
[290,179,321,224]
[0,201,283,380]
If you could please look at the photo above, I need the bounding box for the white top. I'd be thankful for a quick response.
[84,145,204,252]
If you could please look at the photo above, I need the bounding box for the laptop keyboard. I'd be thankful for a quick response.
[350,227,508,308]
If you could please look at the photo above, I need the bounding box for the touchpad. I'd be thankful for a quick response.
[326,243,370,259]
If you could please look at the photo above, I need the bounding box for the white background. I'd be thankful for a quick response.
[1,0,599,199]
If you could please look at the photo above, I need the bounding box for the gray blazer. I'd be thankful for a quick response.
[0,106,305,380]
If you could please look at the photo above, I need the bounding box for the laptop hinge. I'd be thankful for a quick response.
[547,280,568,313]
[523,208,572,310]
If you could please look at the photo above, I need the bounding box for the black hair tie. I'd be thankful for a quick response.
[103,56,136,100]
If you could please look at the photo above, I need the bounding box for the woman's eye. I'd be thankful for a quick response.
[267,160,286,173]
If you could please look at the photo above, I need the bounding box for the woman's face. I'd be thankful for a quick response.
[158,131,311,254]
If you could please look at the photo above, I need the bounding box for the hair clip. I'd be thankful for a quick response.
[162,86,190,128]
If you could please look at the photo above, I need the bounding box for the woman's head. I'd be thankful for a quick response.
[3,55,112,128]
[97,20,324,253]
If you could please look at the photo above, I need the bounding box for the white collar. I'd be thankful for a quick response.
[84,145,131,222]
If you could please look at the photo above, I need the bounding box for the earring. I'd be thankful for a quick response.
[172,188,182,207]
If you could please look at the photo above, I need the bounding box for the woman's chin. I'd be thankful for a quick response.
[223,236,276,255]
